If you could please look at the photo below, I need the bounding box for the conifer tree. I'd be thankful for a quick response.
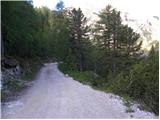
[68,8,89,71]
[94,5,141,75]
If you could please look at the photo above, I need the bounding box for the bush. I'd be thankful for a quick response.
[128,54,159,114]
[109,50,159,115]
[109,72,130,94]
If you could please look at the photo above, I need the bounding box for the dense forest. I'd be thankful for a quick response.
[1,1,159,115]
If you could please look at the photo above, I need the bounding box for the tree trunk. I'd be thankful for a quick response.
[113,62,116,75]
[1,33,4,57]
[79,52,84,71]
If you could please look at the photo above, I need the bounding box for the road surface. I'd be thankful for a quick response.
[1,63,157,119]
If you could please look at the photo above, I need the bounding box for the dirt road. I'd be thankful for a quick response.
[1,63,157,119]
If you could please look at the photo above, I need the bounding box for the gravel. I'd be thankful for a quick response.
[1,63,158,119]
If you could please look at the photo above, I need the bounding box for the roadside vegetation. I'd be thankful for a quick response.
[58,47,159,115]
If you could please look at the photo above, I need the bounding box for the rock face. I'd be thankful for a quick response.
[1,58,23,88]
[2,58,19,68]
[1,65,23,84]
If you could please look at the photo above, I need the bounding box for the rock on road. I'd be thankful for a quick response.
[1,63,157,119]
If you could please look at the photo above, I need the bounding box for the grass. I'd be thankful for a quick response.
[122,96,135,113]
[58,63,137,113]
[58,63,104,86]
[21,71,37,81]
[59,63,91,83]
[59,63,158,116]
[65,71,93,83]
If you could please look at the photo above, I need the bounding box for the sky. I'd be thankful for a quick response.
[33,0,160,19]
[33,0,160,49]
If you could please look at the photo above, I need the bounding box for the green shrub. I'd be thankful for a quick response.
[128,55,159,114]
[109,50,159,115]
[109,72,130,94]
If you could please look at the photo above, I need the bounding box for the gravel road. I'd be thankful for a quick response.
[1,63,158,119]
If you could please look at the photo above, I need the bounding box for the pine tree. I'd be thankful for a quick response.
[94,5,141,76]
[68,8,89,71]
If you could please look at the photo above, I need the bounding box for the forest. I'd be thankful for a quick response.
[1,1,159,115]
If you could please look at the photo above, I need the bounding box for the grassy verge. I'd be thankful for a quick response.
[65,71,93,84]
[58,63,158,115]
[58,63,105,87]
[59,63,117,94]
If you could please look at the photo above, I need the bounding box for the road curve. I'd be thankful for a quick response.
[1,63,157,119]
